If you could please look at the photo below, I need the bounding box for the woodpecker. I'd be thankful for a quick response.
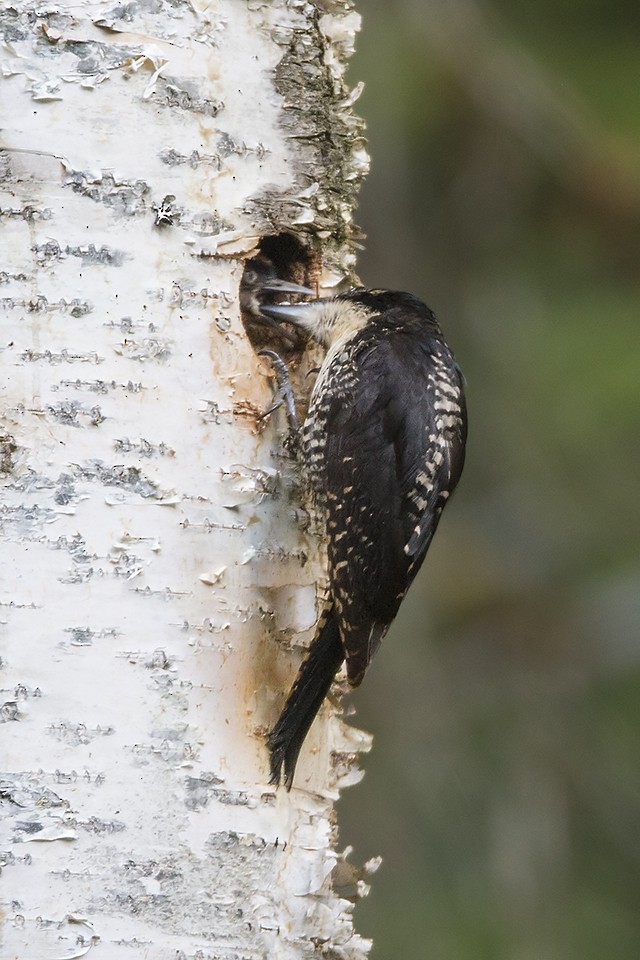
[260,288,467,788]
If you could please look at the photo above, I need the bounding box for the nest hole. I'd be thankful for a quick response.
[240,233,317,352]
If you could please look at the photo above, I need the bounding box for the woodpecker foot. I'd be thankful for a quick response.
[258,350,300,434]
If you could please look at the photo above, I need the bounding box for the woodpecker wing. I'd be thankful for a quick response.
[314,324,466,685]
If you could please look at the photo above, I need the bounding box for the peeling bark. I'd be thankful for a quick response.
[0,1,372,957]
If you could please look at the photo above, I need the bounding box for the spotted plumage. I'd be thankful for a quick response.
[260,288,467,788]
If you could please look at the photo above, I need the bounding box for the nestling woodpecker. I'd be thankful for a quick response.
[260,288,467,788]
[240,252,313,347]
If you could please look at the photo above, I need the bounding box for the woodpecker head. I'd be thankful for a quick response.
[260,287,442,349]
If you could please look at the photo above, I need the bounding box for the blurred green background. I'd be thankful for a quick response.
[338,1,640,957]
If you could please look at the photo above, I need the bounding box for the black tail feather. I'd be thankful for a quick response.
[268,606,344,789]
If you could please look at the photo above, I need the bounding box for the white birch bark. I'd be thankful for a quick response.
[0,1,372,956]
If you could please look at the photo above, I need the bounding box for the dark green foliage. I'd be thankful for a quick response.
[340,2,640,957]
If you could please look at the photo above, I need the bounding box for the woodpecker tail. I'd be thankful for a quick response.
[268,605,345,790]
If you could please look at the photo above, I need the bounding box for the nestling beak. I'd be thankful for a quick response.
[259,280,314,297]
[256,296,315,348]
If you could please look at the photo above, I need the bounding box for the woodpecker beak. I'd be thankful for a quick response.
[259,280,314,297]
[259,301,316,325]
[250,285,314,348]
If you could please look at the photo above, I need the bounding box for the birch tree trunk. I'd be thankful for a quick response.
[0,2,372,956]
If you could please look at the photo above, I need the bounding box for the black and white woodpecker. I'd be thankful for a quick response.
[260,288,468,789]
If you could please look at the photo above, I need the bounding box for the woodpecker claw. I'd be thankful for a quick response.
[258,349,300,434]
